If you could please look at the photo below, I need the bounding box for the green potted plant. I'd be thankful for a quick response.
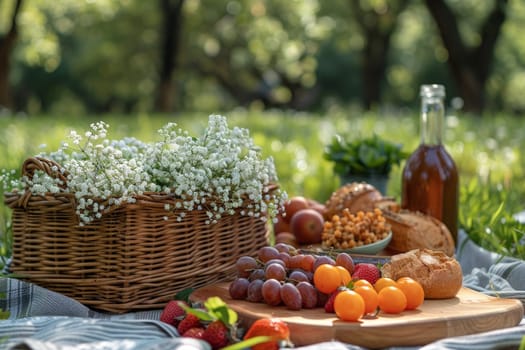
[323,134,407,194]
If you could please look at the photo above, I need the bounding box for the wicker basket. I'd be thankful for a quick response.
[4,157,271,313]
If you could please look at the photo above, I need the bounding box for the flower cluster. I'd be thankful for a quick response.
[3,115,287,225]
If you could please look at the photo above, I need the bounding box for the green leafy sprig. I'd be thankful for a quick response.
[324,134,407,176]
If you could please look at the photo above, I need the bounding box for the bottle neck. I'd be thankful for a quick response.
[420,95,444,146]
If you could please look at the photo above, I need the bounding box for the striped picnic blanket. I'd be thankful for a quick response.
[0,229,524,350]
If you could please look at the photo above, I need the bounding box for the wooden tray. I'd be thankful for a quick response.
[190,282,524,348]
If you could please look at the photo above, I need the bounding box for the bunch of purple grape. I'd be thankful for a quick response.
[228,243,355,311]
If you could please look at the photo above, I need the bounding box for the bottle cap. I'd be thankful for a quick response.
[420,84,445,98]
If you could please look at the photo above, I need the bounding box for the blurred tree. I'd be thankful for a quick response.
[182,0,329,110]
[0,0,23,110]
[424,0,509,114]
[155,0,185,112]
[1,0,523,115]
[349,0,410,110]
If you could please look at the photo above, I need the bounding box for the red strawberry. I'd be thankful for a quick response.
[243,318,291,350]
[183,327,206,339]
[203,320,230,350]
[160,300,187,327]
[352,263,380,285]
[177,313,202,336]
[324,289,342,313]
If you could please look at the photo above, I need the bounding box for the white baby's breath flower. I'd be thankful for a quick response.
[6,115,286,224]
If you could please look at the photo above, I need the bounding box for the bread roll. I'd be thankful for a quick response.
[381,249,462,299]
[323,182,383,220]
[384,210,455,256]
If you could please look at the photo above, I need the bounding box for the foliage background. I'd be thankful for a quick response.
[1,0,525,114]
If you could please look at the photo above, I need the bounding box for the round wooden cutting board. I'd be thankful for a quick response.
[190,282,524,348]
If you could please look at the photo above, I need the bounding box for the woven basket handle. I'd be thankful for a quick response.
[21,156,69,187]
[13,157,70,208]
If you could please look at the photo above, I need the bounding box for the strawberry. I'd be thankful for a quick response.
[243,318,291,350]
[203,320,230,349]
[324,289,342,313]
[177,313,202,336]
[352,263,380,285]
[182,327,206,339]
[159,300,187,327]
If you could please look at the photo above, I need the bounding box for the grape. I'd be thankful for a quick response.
[229,278,250,300]
[249,268,265,281]
[261,278,282,306]
[288,269,309,283]
[317,290,330,308]
[313,255,335,272]
[246,279,264,302]
[264,258,286,269]
[280,282,302,310]
[296,281,318,309]
[265,263,287,281]
[299,254,316,272]
[274,242,292,253]
[278,252,291,267]
[235,256,258,278]
[288,254,305,269]
[335,252,355,274]
[258,246,280,263]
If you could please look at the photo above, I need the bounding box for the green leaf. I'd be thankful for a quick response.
[178,302,215,322]
[323,134,406,176]
[204,296,238,326]
[220,336,273,350]
[174,288,194,303]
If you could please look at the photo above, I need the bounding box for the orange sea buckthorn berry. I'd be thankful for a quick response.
[353,279,373,289]
[378,286,407,314]
[334,290,365,321]
[313,264,344,294]
[353,285,379,315]
[396,277,425,310]
[335,266,352,286]
[374,277,399,293]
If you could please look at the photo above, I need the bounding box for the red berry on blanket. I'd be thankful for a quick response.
[203,320,230,349]
[182,327,206,339]
[159,300,187,327]
[352,263,380,285]
[177,313,202,336]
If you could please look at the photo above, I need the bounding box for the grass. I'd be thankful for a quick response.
[0,109,524,261]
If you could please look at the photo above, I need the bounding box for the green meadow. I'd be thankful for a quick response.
[1,110,524,262]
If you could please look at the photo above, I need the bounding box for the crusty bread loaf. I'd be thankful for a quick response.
[323,182,383,220]
[384,210,455,256]
[381,249,462,299]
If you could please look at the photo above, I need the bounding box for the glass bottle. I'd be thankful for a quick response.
[401,84,459,244]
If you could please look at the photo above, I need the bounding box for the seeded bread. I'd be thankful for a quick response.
[384,210,455,256]
[381,248,462,299]
[323,182,383,220]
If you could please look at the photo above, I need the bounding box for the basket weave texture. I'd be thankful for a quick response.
[5,157,270,313]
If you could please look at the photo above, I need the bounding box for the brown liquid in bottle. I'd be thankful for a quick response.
[401,84,459,245]
[401,144,458,243]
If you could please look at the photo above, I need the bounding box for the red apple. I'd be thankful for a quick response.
[290,208,324,245]
[275,232,298,248]
[273,213,291,234]
[283,196,309,223]
[307,198,327,216]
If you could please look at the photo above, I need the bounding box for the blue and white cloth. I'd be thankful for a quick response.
[0,230,524,350]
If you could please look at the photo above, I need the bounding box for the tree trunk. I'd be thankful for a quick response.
[0,0,23,110]
[424,0,508,114]
[155,0,185,112]
[349,0,409,110]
